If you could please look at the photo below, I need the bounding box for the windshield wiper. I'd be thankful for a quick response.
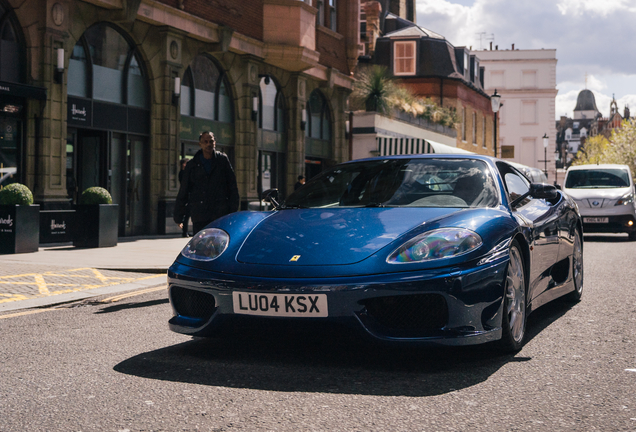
[279,204,308,209]
[364,202,386,207]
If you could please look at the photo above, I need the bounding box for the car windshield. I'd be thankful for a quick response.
[565,168,631,189]
[285,158,499,209]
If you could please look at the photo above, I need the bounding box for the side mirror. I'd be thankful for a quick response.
[554,183,562,190]
[261,188,280,208]
[530,183,558,200]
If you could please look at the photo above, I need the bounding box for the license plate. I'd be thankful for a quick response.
[583,217,609,223]
[232,292,328,317]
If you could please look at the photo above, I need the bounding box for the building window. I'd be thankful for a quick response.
[462,107,466,141]
[464,52,469,78]
[316,0,325,26]
[68,24,149,108]
[482,116,487,148]
[490,70,504,89]
[328,0,336,31]
[522,70,537,88]
[521,100,537,124]
[472,111,477,145]
[259,77,285,132]
[394,41,416,76]
[180,55,233,124]
[0,10,22,83]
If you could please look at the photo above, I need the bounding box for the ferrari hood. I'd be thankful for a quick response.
[236,207,459,266]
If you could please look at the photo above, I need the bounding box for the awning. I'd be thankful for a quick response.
[426,139,474,154]
[0,81,47,101]
[377,137,474,156]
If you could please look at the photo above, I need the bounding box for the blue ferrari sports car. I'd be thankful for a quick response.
[167,155,583,352]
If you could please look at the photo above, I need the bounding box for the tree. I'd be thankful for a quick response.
[573,119,636,177]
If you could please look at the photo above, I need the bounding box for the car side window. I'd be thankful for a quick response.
[504,172,531,208]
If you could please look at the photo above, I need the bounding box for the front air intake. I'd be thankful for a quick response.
[170,286,216,321]
[361,294,448,331]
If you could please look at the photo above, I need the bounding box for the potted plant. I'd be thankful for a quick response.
[0,183,40,254]
[73,186,118,248]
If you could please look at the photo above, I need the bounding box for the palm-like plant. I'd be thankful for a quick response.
[350,65,397,114]
[350,65,459,128]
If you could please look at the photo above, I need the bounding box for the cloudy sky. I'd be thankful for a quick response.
[415,0,636,119]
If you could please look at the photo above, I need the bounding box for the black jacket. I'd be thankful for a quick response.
[174,150,240,225]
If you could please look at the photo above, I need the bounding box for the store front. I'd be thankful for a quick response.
[0,4,46,188]
[179,55,235,163]
[304,90,332,180]
[66,23,150,237]
[257,76,286,202]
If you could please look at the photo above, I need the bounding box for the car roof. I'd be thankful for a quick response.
[566,164,631,172]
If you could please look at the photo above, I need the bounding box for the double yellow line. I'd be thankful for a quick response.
[0,285,166,320]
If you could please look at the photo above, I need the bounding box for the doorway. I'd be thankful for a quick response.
[68,129,148,236]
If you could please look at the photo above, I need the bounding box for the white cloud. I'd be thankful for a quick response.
[556,0,636,16]
[416,0,636,119]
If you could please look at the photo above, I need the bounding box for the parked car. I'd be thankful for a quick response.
[168,155,583,352]
[563,164,636,240]
[509,162,548,184]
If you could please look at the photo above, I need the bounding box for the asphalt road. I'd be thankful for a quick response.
[1,234,635,431]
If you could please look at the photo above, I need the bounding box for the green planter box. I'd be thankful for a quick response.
[73,204,118,248]
[0,204,40,254]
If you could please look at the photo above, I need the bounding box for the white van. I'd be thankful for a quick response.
[563,164,636,240]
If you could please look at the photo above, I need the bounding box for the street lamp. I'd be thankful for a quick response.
[542,133,549,178]
[554,145,560,186]
[491,89,502,157]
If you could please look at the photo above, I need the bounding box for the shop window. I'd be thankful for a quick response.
[259,77,277,130]
[0,13,22,83]
[67,24,149,109]
[307,90,331,140]
[68,44,88,97]
[180,69,193,116]
[181,55,233,123]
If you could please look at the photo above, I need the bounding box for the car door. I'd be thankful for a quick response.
[498,163,561,302]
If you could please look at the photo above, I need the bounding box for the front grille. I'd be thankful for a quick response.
[170,286,216,321]
[361,294,448,331]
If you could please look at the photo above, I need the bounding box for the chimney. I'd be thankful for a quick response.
[364,1,382,56]
[512,43,515,50]
[489,41,492,50]
[495,45,498,50]
[625,105,631,119]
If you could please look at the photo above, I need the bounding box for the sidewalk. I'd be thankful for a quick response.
[0,236,190,312]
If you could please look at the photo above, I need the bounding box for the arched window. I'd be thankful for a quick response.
[179,55,234,164]
[0,5,22,83]
[257,76,286,198]
[67,24,149,108]
[180,55,233,123]
[259,77,285,132]
[304,90,332,179]
[306,90,331,140]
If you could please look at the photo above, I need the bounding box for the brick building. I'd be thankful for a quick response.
[359,5,495,155]
[0,0,360,237]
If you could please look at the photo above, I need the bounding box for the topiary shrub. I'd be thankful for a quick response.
[0,183,34,205]
[80,187,113,205]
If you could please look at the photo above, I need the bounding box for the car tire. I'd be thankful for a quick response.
[496,239,527,353]
[564,229,584,303]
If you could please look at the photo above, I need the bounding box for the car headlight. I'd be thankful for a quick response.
[615,192,634,206]
[180,228,229,261]
[387,228,482,264]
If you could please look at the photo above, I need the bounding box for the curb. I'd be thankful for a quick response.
[0,274,167,313]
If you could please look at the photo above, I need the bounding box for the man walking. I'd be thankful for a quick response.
[174,131,239,234]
